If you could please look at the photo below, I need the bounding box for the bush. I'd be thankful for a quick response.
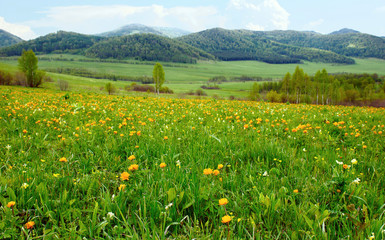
[132,84,155,93]
[57,79,70,91]
[159,86,174,94]
[195,89,207,96]
[105,82,116,95]
[13,72,27,86]
[266,90,281,103]
[0,70,13,85]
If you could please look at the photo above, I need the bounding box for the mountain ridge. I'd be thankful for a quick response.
[0,29,23,48]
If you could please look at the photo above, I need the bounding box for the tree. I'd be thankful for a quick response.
[105,82,116,95]
[153,63,165,94]
[248,82,260,101]
[18,49,45,87]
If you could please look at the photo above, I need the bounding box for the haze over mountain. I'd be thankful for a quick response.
[0,29,23,47]
[98,24,190,38]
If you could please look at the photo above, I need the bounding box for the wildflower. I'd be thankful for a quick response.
[159,162,167,168]
[203,168,213,175]
[369,232,375,240]
[59,157,67,162]
[303,148,307,152]
[336,160,343,165]
[21,183,29,189]
[342,164,349,169]
[120,172,130,181]
[293,189,299,193]
[219,198,228,206]
[217,164,224,169]
[128,155,135,161]
[5,145,11,150]
[221,215,231,224]
[352,178,361,184]
[165,203,173,210]
[7,201,16,208]
[118,184,126,191]
[23,129,27,134]
[164,136,168,140]
[351,159,358,165]
[213,169,220,176]
[25,221,35,229]
[53,173,60,178]
[107,212,115,219]
[263,171,269,176]
[128,164,139,171]
[237,218,242,222]
[363,145,367,149]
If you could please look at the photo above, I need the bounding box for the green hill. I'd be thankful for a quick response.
[85,33,215,63]
[0,29,22,47]
[178,28,355,64]
[260,29,385,60]
[0,31,104,56]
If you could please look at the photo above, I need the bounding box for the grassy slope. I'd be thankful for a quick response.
[1,55,385,97]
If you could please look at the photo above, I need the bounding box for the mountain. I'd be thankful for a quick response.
[178,28,355,64]
[0,31,104,56]
[85,34,215,63]
[0,29,23,48]
[329,28,360,35]
[98,24,190,38]
[259,29,385,60]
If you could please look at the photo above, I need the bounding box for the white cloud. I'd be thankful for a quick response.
[28,4,221,34]
[0,17,37,40]
[246,23,265,31]
[263,0,290,29]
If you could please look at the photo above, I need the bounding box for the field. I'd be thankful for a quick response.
[1,86,384,239]
[1,56,385,98]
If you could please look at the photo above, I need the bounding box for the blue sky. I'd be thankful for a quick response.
[1,0,384,40]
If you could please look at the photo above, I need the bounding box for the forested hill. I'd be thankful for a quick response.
[0,31,104,56]
[178,28,355,64]
[85,34,215,63]
[258,30,385,60]
[0,29,23,48]
[98,24,190,38]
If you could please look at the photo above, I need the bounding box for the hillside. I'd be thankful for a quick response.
[178,28,355,64]
[0,31,104,56]
[85,34,215,63]
[259,29,385,60]
[98,24,190,38]
[0,29,23,47]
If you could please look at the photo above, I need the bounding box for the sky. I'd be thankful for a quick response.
[1,0,385,40]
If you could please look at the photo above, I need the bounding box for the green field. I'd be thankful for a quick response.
[1,55,385,97]
[1,86,384,239]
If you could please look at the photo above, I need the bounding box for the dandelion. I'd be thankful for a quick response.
[221,215,231,224]
[118,184,126,191]
[217,164,224,169]
[25,221,35,229]
[7,201,15,208]
[159,162,167,168]
[128,155,135,161]
[219,198,228,206]
[120,172,130,181]
[203,168,213,175]
[59,157,67,162]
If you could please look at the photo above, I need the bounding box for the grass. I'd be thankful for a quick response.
[0,85,385,239]
[1,55,385,98]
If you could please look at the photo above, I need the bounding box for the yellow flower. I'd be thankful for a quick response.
[25,221,35,229]
[213,169,220,176]
[7,201,16,208]
[221,215,231,224]
[219,198,228,206]
[128,155,135,161]
[203,168,213,175]
[160,162,167,168]
[293,189,299,193]
[53,173,60,178]
[128,164,139,171]
[59,157,67,162]
[23,129,28,134]
[120,172,130,181]
[217,164,224,170]
[164,136,168,140]
[118,184,126,191]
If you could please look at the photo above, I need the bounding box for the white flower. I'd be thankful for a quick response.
[21,183,29,189]
[107,212,115,219]
[263,171,269,176]
[351,159,358,165]
[352,178,361,184]
[6,145,11,150]
[336,160,343,165]
[303,148,307,152]
[165,203,173,210]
